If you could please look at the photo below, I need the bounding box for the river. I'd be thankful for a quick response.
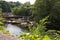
[5,24,23,36]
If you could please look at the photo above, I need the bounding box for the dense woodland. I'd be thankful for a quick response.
[0,0,60,40]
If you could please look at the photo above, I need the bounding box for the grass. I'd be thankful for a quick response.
[0,21,13,36]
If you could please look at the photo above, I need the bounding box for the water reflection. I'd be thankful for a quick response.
[5,24,23,36]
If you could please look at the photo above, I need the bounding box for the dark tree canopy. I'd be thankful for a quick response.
[32,0,60,30]
[0,1,22,12]
[12,2,31,16]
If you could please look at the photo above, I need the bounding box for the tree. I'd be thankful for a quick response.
[8,1,22,8]
[47,0,60,30]
[12,2,31,16]
[31,0,60,30]
[0,1,21,13]
[0,1,11,12]
[31,0,47,22]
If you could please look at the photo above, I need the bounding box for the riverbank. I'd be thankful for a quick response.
[5,24,24,36]
[0,31,23,40]
[0,19,23,40]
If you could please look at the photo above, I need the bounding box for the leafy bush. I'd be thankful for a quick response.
[0,21,12,36]
[0,26,5,30]
[19,16,49,40]
[0,8,2,14]
[19,16,60,40]
[46,30,60,40]
[0,22,4,30]
[19,33,40,40]
[43,35,51,40]
[0,22,3,25]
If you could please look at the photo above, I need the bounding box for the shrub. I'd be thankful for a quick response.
[0,22,3,25]
[19,16,49,40]
[0,26,5,30]
[43,35,51,40]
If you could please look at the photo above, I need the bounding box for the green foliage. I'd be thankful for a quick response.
[31,0,47,22]
[43,35,51,40]
[0,26,5,30]
[0,0,60,40]
[0,1,22,12]
[0,8,2,14]
[19,16,49,40]
[0,22,3,25]
[12,2,31,16]
[2,30,12,36]
[46,30,60,40]
[20,33,52,40]
[0,21,12,36]
[18,16,60,40]
[47,0,60,29]
[0,21,4,30]
[0,1,11,12]
[19,33,40,40]
[9,1,22,8]
[31,0,60,26]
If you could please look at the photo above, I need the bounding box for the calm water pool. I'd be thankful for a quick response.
[5,24,23,36]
